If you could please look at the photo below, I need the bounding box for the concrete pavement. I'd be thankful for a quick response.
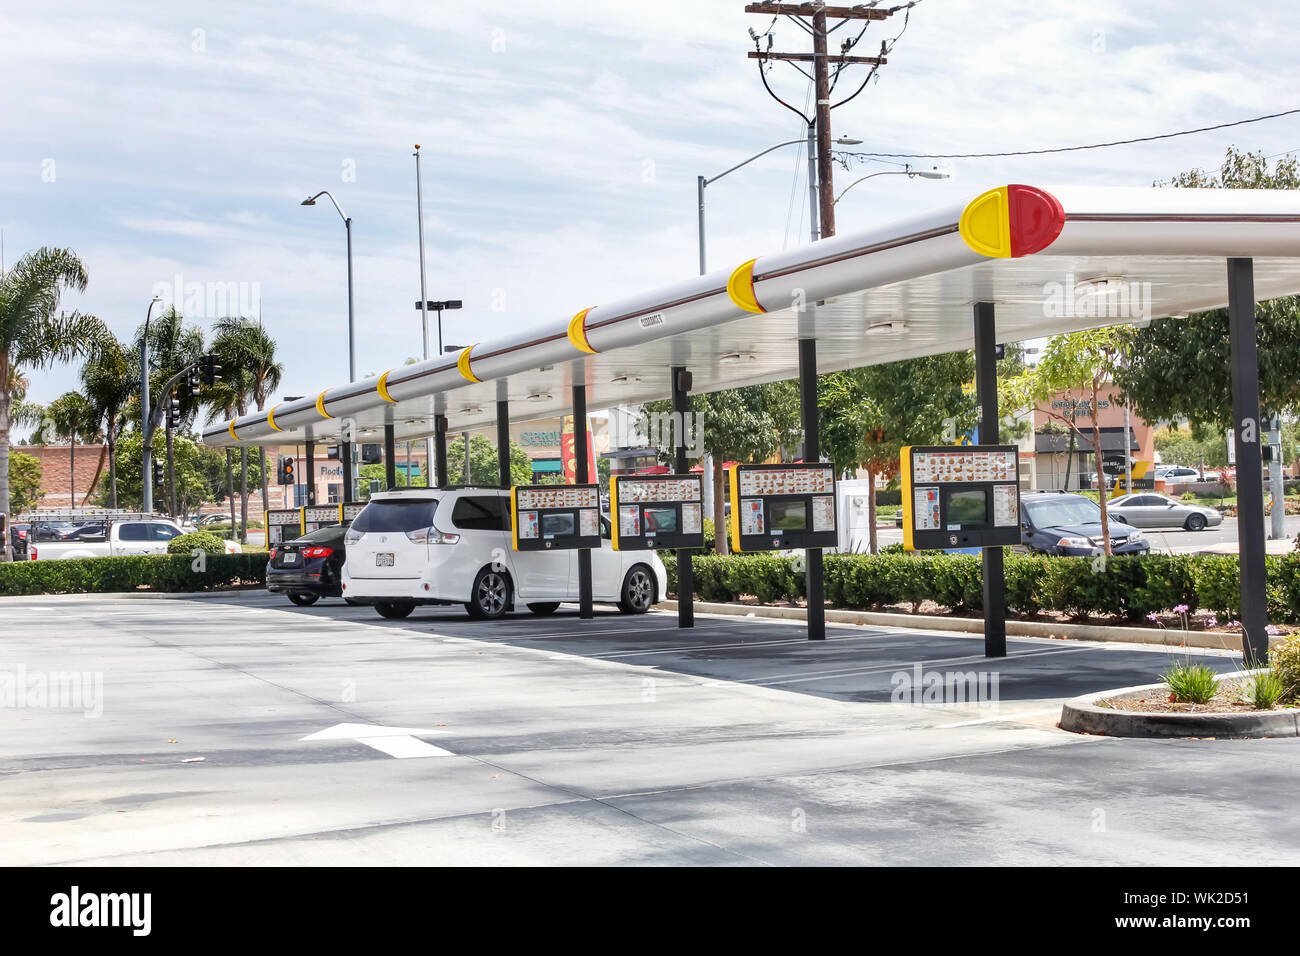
[0,591,1293,866]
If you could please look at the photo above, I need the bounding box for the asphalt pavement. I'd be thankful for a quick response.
[1,590,1294,866]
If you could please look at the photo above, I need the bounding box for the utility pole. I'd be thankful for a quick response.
[811,4,835,239]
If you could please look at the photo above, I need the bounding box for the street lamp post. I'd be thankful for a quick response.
[833,166,950,204]
[140,295,161,514]
[301,190,356,499]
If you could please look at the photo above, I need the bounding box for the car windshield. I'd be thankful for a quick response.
[350,498,438,534]
[293,524,347,545]
[1024,496,1101,527]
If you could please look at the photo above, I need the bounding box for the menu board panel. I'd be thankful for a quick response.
[727,464,838,552]
[901,445,1022,551]
[609,473,707,551]
[510,484,601,551]
[266,508,302,546]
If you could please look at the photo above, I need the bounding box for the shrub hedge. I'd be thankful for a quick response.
[664,550,1300,623]
[0,553,267,597]
[167,531,228,556]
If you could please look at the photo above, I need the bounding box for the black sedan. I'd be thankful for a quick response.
[266,524,348,606]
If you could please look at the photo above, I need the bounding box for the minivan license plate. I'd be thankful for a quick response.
[376,553,394,567]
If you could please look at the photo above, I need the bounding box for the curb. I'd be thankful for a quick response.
[0,588,264,602]
[660,599,1260,651]
[1059,672,1300,738]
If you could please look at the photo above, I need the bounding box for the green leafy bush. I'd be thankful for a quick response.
[1268,633,1300,701]
[167,531,227,556]
[1162,661,1219,704]
[0,553,267,597]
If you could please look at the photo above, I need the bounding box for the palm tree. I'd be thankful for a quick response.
[80,334,135,508]
[134,306,203,515]
[0,247,108,560]
[212,317,281,540]
[202,361,255,538]
[47,391,103,507]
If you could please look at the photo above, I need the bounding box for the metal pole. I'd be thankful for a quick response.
[436,304,444,358]
[671,366,694,628]
[974,302,1007,658]
[811,5,836,241]
[434,414,448,487]
[1123,342,1133,494]
[1227,257,1268,664]
[697,175,707,276]
[343,214,356,501]
[573,383,594,620]
[405,441,411,487]
[304,441,316,507]
[415,147,430,362]
[798,338,825,640]
[497,399,511,487]
[383,425,397,490]
[140,298,157,514]
[463,431,471,483]
[165,421,176,516]
[806,122,820,242]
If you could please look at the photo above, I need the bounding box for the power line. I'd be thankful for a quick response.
[835,107,1300,160]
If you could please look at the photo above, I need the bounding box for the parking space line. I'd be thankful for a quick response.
[742,644,1102,687]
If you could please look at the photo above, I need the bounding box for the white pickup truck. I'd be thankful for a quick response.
[30,517,241,561]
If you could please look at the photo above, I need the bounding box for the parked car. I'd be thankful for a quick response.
[1108,493,1222,531]
[1155,466,1201,485]
[266,524,349,606]
[29,520,75,541]
[341,488,668,620]
[31,517,242,560]
[58,522,108,541]
[9,522,30,559]
[1018,491,1149,556]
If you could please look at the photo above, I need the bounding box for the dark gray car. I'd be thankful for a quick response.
[1108,493,1222,531]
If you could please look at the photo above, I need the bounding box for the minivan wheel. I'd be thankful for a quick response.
[618,565,656,614]
[527,602,560,616]
[374,601,415,620]
[1185,513,1207,532]
[467,568,512,620]
[288,593,319,606]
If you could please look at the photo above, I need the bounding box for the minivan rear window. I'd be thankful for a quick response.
[350,498,438,534]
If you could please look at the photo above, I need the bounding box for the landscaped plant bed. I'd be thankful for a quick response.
[1060,669,1300,738]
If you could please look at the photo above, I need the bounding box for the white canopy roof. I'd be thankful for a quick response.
[202,184,1300,449]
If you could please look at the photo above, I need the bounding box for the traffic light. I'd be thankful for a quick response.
[199,352,222,386]
[152,461,165,486]
[277,455,295,486]
[165,395,181,429]
[186,365,201,397]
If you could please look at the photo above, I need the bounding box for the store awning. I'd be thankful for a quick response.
[202,184,1300,449]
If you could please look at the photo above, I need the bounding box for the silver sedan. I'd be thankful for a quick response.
[1108,493,1223,531]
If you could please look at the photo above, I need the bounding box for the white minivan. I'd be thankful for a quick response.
[341,488,668,620]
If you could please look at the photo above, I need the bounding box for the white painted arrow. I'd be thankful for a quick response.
[300,722,454,759]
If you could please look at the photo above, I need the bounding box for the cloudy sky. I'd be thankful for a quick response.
[3,0,1296,423]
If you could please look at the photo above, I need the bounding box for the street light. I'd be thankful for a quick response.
[834,166,950,204]
[416,300,463,357]
[696,135,863,275]
[302,189,356,500]
[140,294,162,514]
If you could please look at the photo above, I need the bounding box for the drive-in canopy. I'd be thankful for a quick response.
[201,184,1300,449]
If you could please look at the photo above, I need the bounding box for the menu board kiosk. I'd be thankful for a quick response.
[303,504,343,534]
[609,474,706,551]
[341,502,366,525]
[510,484,602,551]
[727,463,838,552]
[900,445,1021,551]
[266,508,302,547]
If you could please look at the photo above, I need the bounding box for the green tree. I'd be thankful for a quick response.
[210,317,282,525]
[819,352,978,552]
[1003,328,1133,555]
[446,433,535,486]
[98,429,212,515]
[1118,148,1300,430]
[46,390,104,507]
[357,463,407,499]
[79,333,136,509]
[0,247,109,559]
[8,449,43,513]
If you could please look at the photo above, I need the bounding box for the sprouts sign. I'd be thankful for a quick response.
[900,446,1021,551]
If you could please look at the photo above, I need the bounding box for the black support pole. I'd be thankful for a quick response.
[433,414,448,488]
[341,440,354,503]
[304,440,316,507]
[1227,258,1269,664]
[798,338,825,641]
[573,383,594,620]
[974,302,1007,658]
[383,424,397,490]
[497,400,511,488]
[671,366,695,628]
